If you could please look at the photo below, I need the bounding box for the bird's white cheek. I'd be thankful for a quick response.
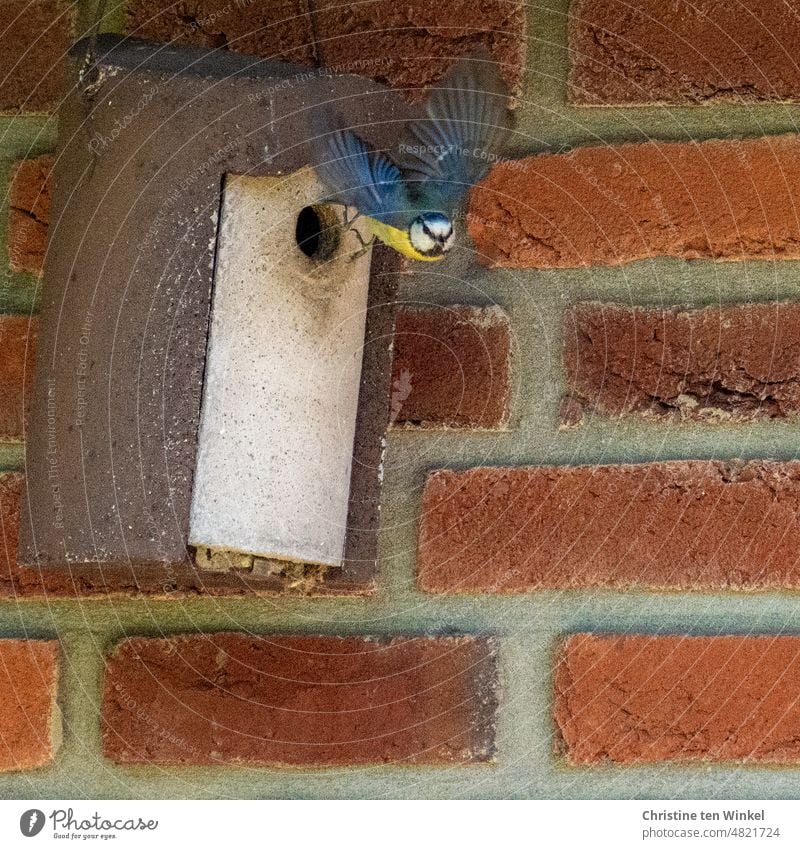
[412,231,436,253]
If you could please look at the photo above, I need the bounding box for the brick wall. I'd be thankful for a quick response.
[1,0,800,799]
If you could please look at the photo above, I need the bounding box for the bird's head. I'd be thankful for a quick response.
[409,212,455,258]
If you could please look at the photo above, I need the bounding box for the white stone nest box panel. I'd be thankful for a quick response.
[189,169,373,570]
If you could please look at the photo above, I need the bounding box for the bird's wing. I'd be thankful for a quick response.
[395,53,512,212]
[312,123,409,225]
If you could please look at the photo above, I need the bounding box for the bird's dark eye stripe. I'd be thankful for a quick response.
[422,224,433,237]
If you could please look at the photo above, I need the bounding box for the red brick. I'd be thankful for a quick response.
[564,302,800,425]
[0,473,62,598]
[102,634,497,766]
[555,634,800,765]
[314,0,526,100]
[0,316,37,439]
[391,306,511,429]
[125,0,316,64]
[8,156,54,277]
[418,461,800,592]
[569,0,800,105]
[468,135,800,268]
[0,640,60,772]
[0,1,74,113]
[124,0,528,93]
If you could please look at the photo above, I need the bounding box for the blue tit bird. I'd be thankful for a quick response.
[312,53,512,262]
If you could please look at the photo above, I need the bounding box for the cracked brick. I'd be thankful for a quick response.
[126,0,527,99]
[313,0,526,100]
[564,302,800,425]
[569,0,800,105]
[126,0,316,64]
[468,135,800,268]
[8,156,54,277]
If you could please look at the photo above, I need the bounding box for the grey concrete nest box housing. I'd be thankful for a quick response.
[19,35,407,594]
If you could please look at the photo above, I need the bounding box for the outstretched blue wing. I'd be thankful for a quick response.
[312,124,409,226]
[396,53,512,212]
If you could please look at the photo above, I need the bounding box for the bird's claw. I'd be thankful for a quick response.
[318,199,371,258]
[350,234,376,262]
